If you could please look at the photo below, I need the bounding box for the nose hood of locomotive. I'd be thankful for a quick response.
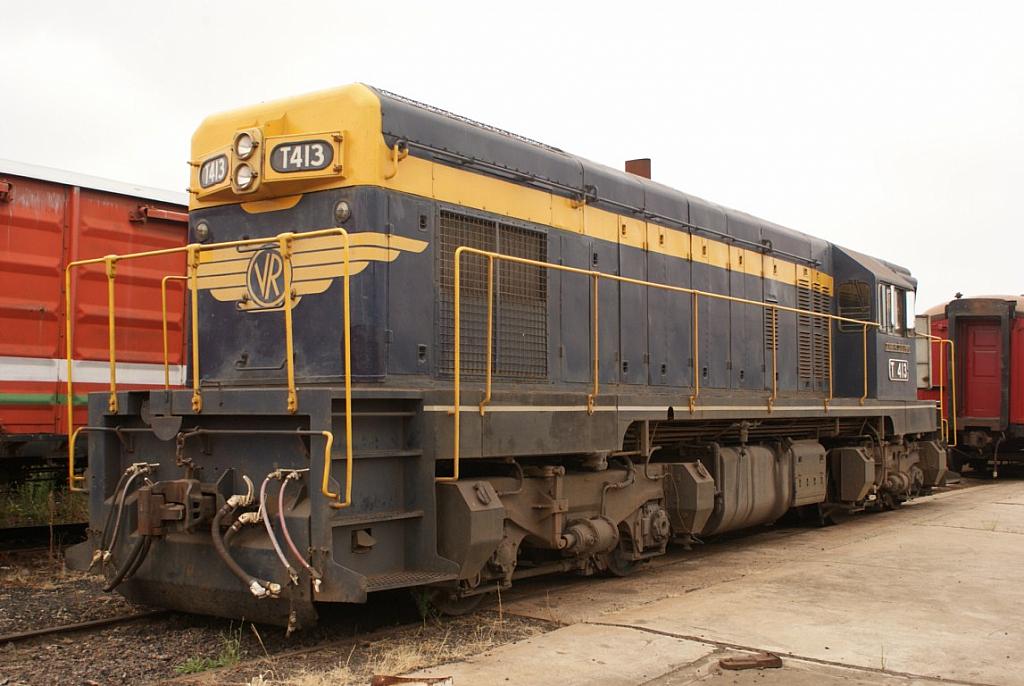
[188,187,422,384]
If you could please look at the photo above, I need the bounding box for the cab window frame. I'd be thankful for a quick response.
[876,282,911,337]
[837,279,872,332]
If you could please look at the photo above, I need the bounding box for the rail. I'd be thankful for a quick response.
[160,275,188,388]
[916,332,958,446]
[445,246,881,481]
[64,229,354,508]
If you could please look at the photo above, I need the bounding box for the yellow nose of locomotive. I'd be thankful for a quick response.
[188,83,386,208]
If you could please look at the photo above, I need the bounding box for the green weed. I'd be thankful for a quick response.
[0,479,88,527]
[175,627,243,674]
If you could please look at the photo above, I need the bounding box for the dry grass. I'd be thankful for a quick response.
[0,550,84,590]
[246,613,547,686]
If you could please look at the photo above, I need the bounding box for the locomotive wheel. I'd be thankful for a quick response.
[606,548,638,577]
[423,588,485,616]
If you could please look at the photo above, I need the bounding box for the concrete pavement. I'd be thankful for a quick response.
[413,480,1024,685]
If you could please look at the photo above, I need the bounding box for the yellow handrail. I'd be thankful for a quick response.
[446,246,880,482]
[319,429,352,509]
[860,323,869,405]
[826,311,834,408]
[916,332,957,446]
[480,256,494,416]
[66,425,89,493]
[688,292,699,413]
[948,338,957,447]
[188,246,202,412]
[65,228,354,501]
[160,275,188,388]
[589,274,600,414]
[768,304,778,410]
[279,234,298,414]
[104,257,118,413]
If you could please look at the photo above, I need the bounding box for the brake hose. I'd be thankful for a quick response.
[211,500,279,599]
[103,534,149,592]
[91,468,131,568]
[103,468,146,562]
[278,473,323,592]
[260,474,299,585]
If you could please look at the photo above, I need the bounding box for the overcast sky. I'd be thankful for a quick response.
[3,1,1021,310]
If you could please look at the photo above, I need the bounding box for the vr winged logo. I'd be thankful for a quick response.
[196,231,428,312]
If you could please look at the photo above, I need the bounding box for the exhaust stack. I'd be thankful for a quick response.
[625,158,651,179]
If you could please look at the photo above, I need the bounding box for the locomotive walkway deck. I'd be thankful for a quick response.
[414,479,1024,685]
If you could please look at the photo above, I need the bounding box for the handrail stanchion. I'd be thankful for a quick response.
[331,231,354,507]
[588,273,599,415]
[64,265,85,492]
[278,233,298,414]
[188,246,203,413]
[860,323,869,405]
[161,275,188,389]
[947,339,958,447]
[480,255,494,416]
[440,247,465,483]
[826,312,833,410]
[768,304,778,411]
[688,292,699,413]
[937,336,946,442]
[104,257,119,413]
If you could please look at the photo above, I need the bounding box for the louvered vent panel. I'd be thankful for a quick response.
[797,278,814,388]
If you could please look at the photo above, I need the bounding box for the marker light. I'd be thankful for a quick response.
[235,164,255,190]
[235,133,255,160]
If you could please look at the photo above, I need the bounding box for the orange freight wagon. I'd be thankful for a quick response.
[0,160,188,488]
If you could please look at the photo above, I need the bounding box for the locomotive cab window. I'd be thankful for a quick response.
[877,283,911,336]
[837,280,871,332]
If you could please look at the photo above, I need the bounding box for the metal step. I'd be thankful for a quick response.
[352,448,423,460]
[365,570,455,592]
[331,410,418,418]
[333,509,424,528]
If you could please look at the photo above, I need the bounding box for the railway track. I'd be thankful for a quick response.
[0,609,168,644]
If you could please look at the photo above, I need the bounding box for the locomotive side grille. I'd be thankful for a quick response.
[438,211,494,379]
[812,283,831,388]
[494,225,548,379]
[797,278,832,391]
[438,210,548,380]
[797,278,814,389]
[763,308,779,352]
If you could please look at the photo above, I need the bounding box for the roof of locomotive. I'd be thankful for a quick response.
[371,86,911,276]
[924,295,1024,317]
[0,158,186,206]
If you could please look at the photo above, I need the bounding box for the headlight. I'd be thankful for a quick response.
[334,200,352,225]
[235,164,255,190]
[194,221,211,242]
[235,133,255,160]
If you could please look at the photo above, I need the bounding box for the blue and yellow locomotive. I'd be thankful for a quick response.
[72,85,947,627]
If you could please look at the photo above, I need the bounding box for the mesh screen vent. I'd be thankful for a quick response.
[437,210,548,380]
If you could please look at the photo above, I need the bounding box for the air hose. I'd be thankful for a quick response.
[122,535,153,582]
[210,476,280,599]
[103,534,150,592]
[278,473,323,592]
[90,469,131,569]
[259,474,299,585]
[102,465,153,564]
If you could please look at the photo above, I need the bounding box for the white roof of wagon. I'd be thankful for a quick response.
[0,158,186,206]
